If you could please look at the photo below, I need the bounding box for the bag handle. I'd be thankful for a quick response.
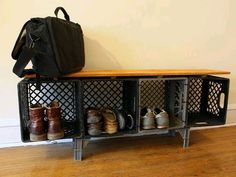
[54,7,70,21]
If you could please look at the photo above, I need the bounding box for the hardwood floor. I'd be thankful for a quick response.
[0,126,236,177]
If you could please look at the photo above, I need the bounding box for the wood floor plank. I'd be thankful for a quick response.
[0,126,235,177]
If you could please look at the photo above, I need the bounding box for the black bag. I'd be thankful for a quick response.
[12,7,85,77]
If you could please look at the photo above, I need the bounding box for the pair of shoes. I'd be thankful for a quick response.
[102,109,118,134]
[85,107,118,135]
[141,107,169,129]
[86,108,102,136]
[113,109,135,130]
[86,107,135,135]
[141,108,156,130]
[29,101,64,141]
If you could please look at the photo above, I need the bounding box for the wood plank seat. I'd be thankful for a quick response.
[25,69,230,78]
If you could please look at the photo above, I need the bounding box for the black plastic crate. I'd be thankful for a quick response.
[81,78,138,137]
[18,78,80,142]
[188,76,229,126]
[138,78,188,132]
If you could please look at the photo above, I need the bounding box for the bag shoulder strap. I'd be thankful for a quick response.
[12,19,41,77]
[12,47,36,77]
[11,20,31,60]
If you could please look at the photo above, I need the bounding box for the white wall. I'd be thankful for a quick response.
[0,0,236,146]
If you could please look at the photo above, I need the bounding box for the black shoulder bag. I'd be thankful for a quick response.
[12,7,85,78]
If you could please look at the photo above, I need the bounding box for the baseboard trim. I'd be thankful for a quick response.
[228,104,236,110]
[0,107,235,148]
[1,123,236,148]
[0,118,20,127]
[0,139,72,148]
[191,123,236,130]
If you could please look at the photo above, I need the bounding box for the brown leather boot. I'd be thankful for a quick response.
[46,101,64,140]
[29,104,47,141]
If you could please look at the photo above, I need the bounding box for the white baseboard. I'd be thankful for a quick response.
[227,104,236,110]
[1,123,236,148]
[191,122,236,130]
[0,118,72,148]
[0,136,72,148]
[0,107,236,148]
[0,118,20,127]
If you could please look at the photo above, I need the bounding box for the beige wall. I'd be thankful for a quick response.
[0,0,236,127]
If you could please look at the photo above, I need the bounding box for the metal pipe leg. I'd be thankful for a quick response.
[177,127,190,149]
[73,138,83,161]
[183,128,190,148]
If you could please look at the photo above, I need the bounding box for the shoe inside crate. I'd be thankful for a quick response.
[81,79,138,137]
[18,78,80,142]
[139,78,188,133]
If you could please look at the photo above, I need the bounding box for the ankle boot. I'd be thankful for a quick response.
[46,101,64,140]
[29,104,47,141]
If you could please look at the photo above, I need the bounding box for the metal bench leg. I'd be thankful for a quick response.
[183,128,190,148]
[178,127,190,148]
[73,138,83,161]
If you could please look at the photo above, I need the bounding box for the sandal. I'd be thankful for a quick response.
[102,108,118,134]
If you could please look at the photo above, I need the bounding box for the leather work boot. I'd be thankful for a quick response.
[29,104,47,141]
[46,101,64,140]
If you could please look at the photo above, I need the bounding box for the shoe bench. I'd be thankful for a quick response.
[18,69,230,160]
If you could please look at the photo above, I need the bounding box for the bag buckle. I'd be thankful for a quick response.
[29,33,40,48]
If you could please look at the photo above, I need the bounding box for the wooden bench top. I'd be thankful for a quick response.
[25,69,230,78]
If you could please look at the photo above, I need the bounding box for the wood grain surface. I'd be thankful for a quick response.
[25,69,230,78]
